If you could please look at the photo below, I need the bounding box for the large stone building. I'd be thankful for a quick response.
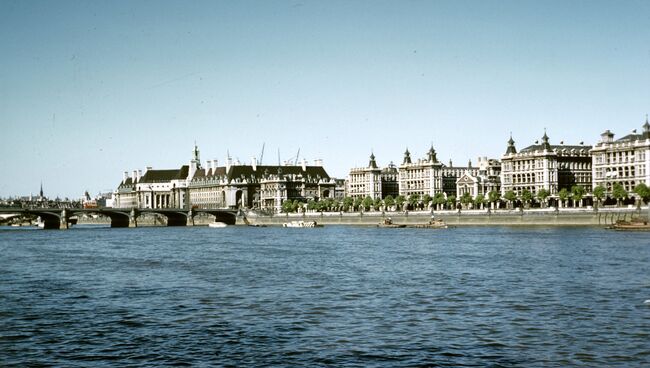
[190,157,335,212]
[347,146,500,201]
[398,146,483,198]
[591,119,650,193]
[455,157,502,199]
[500,132,592,197]
[114,145,336,211]
[346,153,398,199]
[113,145,201,209]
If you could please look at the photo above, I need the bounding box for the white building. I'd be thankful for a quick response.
[591,118,650,193]
[501,132,592,196]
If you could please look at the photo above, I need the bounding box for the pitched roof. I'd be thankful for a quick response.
[520,144,590,153]
[225,165,330,181]
[138,165,189,183]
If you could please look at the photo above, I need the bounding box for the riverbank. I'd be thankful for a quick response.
[245,207,648,227]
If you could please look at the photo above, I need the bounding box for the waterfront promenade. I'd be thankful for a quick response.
[247,207,647,227]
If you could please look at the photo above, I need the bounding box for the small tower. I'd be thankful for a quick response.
[368,152,378,169]
[39,181,44,199]
[643,114,650,139]
[505,134,517,155]
[403,148,412,165]
[189,143,202,179]
[541,130,551,151]
[427,144,437,162]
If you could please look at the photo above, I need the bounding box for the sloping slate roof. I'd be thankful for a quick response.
[521,144,590,153]
[192,168,206,179]
[139,165,189,183]
[617,133,650,142]
[226,165,330,180]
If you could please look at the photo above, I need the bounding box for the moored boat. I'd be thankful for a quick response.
[409,217,448,229]
[208,222,228,228]
[610,219,650,231]
[377,218,406,228]
[283,221,323,228]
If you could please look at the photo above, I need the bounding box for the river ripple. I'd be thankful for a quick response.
[1,225,649,367]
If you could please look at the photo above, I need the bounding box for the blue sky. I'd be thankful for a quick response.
[1,0,649,198]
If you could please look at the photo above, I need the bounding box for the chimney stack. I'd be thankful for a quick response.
[123,171,129,183]
[252,157,257,171]
[301,158,307,171]
[133,170,138,183]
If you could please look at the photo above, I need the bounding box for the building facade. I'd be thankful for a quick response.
[455,157,502,199]
[346,154,399,200]
[189,157,336,212]
[398,146,482,198]
[591,119,650,193]
[114,146,336,211]
[500,132,592,197]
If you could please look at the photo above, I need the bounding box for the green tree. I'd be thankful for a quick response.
[384,195,395,210]
[612,183,628,207]
[460,192,473,209]
[558,188,569,208]
[373,197,383,211]
[307,199,317,211]
[433,193,446,210]
[343,197,354,212]
[353,196,363,211]
[408,193,420,210]
[281,200,294,213]
[395,195,406,210]
[362,196,374,211]
[521,189,533,208]
[536,189,550,208]
[488,190,501,210]
[422,194,433,209]
[634,183,650,204]
[447,195,457,210]
[474,194,486,209]
[592,185,606,208]
[504,190,517,209]
[571,185,586,208]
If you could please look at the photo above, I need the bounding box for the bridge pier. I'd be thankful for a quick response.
[129,209,138,227]
[186,210,194,226]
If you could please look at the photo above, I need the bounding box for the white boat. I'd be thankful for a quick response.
[282,221,323,228]
[208,222,227,228]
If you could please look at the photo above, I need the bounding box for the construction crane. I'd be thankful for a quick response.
[259,143,265,165]
[294,148,300,165]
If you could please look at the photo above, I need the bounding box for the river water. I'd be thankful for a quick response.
[1,225,649,367]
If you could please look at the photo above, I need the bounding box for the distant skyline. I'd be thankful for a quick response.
[1,0,649,198]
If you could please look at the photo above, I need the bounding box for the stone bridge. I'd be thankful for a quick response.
[0,208,238,229]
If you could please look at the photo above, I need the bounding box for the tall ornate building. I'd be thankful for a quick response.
[114,145,199,209]
[189,157,335,211]
[591,118,650,193]
[346,153,398,199]
[455,157,502,199]
[398,146,480,198]
[115,145,336,211]
[500,132,592,196]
